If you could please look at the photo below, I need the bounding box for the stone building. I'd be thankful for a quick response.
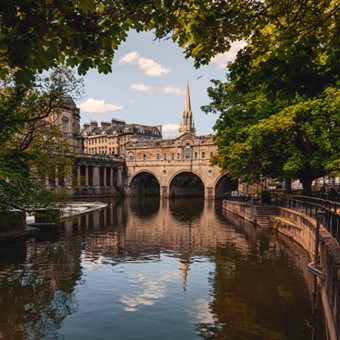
[81,119,162,157]
[45,97,124,197]
[48,96,84,154]
[123,83,238,199]
[81,119,126,156]
[125,83,213,163]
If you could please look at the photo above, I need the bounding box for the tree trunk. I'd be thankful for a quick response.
[300,177,313,196]
[284,178,292,194]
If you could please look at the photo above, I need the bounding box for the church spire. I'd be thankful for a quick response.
[184,82,191,112]
[179,82,196,135]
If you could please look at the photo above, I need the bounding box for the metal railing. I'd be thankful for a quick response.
[278,194,340,242]
[224,193,340,242]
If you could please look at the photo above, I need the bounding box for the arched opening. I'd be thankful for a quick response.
[129,172,160,196]
[169,172,204,198]
[215,175,238,199]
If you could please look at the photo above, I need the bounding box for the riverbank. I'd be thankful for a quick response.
[0,202,108,243]
[223,199,340,340]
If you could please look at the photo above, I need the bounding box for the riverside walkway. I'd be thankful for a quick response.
[223,194,340,340]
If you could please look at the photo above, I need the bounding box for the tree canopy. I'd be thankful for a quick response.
[0,0,339,198]
[1,0,338,83]
[0,67,83,211]
[202,0,339,195]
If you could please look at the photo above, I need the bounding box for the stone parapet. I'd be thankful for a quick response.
[270,208,339,340]
[223,200,340,340]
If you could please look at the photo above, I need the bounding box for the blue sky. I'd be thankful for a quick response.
[77,30,246,137]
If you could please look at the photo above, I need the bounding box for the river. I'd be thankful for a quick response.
[0,198,325,339]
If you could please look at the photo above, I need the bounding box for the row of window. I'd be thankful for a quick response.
[87,147,117,154]
[128,151,214,161]
[86,137,117,144]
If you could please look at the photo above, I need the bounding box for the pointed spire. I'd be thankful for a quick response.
[184,81,191,112]
[179,81,196,135]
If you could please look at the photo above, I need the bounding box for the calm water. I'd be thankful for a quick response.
[0,198,325,340]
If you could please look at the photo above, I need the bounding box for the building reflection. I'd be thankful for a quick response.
[0,197,325,339]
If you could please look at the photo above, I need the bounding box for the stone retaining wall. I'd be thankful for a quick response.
[222,200,256,223]
[223,200,340,340]
[271,208,340,340]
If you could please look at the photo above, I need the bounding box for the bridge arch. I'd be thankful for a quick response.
[214,173,238,199]
[168,171,205,198]
[128,170,160,196]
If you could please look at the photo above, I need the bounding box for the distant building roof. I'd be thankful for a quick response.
[62,95,77,108]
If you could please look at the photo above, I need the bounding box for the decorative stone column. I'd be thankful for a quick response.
[110,167,114,186]
[77,164,81,187]
[93,166,100,187]
[103,166,107,187]
[117,167,123,186]
[85,165,89,186]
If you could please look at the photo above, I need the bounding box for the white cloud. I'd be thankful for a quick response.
[139,57,170,76]
[211,40,248,69]
[78,98,123,113]
[119,51,139,64]
[119,51,170,77]
[160,86,184,96]
[130,83,152,92]
[128,83,183,96]
[162,123,180,132]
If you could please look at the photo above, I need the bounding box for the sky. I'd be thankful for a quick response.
[77,30,246,137]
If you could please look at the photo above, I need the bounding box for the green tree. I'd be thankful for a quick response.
[0,0,338,200]
[1,1,337,83]
[0,67,83,211]
[202,0,339,196]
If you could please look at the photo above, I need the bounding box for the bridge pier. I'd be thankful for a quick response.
[161,186,168,198]
[205,186,215,200]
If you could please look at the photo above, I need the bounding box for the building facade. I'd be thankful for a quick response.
[48,96,84,154]
[123,84,238,199]
[81,119,162,157]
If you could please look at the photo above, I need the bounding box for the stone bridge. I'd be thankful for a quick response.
[122,83,237,200]
[124,156,237,200]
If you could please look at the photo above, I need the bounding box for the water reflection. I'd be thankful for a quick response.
[169,197,204,222]
[0,197,325,339]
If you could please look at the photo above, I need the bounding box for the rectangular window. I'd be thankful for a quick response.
[194,152,198,159]
[202,152,205,159]
[163,154,167,160]
[157,154,160,160]
[210,152,213,157]
[171,153,174,160]
[177,153,180,159]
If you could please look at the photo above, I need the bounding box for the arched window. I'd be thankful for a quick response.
[184,144,191,159]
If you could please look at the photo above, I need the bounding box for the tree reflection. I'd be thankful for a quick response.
[198,238,313,339]
[0,236,82,339]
